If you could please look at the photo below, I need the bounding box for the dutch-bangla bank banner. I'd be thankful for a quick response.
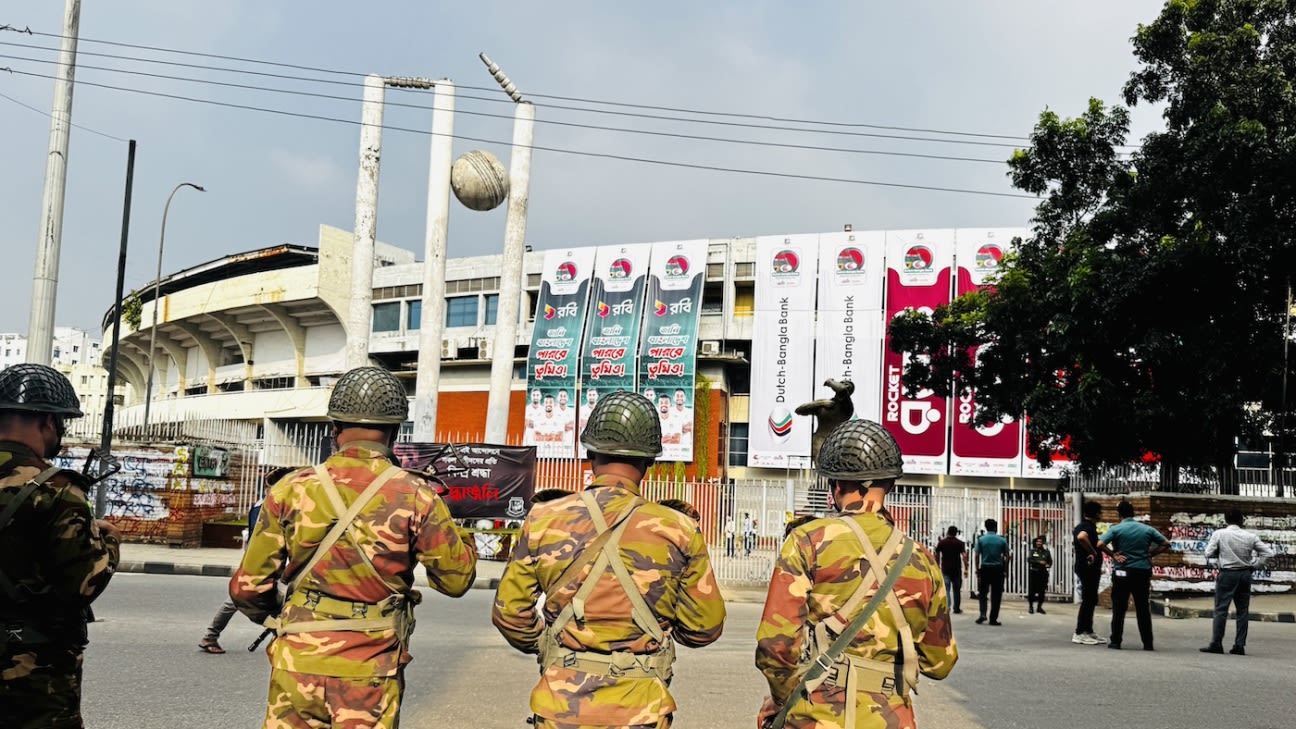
[950,229,1026,477]
[749,234,819,469]
[523,247,597,459]
[577,243,652,458]
[636,239,709,462]
[814,230,886,422]
[882,230,954,475]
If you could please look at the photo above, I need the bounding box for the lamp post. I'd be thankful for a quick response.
[142,182,204,433]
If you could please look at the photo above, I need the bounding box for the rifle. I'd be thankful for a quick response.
[248,628,273,652]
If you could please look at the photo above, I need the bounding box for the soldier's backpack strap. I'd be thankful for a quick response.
[286,464,403,596]
[838,517,920,695]
[579,489,665,644]
[0,466,63,603]
[768,526,915,729]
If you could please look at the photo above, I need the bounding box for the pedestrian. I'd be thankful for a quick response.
[1071,501,1107,645]
[934,525,968,614]
[743,511,757,555]
[0,363,121,729]
[1200,509,1275,656]
[198,465,295,654]
[492,390,726,728]
[230,366,477,728]
[1027,535,1052,614]
[974,518,1011,625]
[1097,500,1170,651]
[725,513,737,557]
[754,420,957,729]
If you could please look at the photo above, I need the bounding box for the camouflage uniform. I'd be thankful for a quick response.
[492,390,726,729]
[0,366,120,729]
[231,366,477,729]
[756,420,957,729]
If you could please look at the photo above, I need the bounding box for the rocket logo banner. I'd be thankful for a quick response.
[525,247,597,459]
[636,239,708,462]
[882,230,954,474]
[815,231,886,423]
[950,229,1026,477]
[749,234,820,469]
[578,243,652,458]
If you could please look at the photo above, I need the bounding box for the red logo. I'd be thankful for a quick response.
[772,249,800,274]
[543,304,556,320]
[609,258,633,278]
[665,255,689,277]
[555,261,578,281]
[904,246,933,271]
[837,247,864,271]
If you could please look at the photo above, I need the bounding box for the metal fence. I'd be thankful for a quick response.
[1066,463,1294,498]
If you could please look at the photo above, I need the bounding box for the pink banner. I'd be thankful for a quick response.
[882,230,954,474]
[950,229,1024,477]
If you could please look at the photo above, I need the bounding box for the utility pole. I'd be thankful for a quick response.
[412,80,455,442]
[482,54,535,445]
[26,0,81,365]
[1279,278,1292,499]
[344,75,387,371]
[95,139,135,516]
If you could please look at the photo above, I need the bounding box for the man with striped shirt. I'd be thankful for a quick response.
[1200,509,1275,656]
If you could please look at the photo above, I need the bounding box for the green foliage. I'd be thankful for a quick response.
[121,291,143,331]
[693,376,712,480]
[889,0,1296,476]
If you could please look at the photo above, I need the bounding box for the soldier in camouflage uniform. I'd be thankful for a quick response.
[755,420,957,729]
[493,390,727,729]
[230,366,477,729]
[0,364,120,729]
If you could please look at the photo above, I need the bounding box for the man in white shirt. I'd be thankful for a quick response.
[1200,509,1275,656]
[658,395,680,448]
[673,389,694,441]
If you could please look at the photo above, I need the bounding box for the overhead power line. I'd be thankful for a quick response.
[0,26,1068,146]
[0,83,126,141]
[0,50,1013,165]
[0,38,1041,151]
[5,65,1038,200]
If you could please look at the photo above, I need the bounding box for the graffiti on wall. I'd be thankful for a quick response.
[1152,512,1296,594]
[53,446,235,522]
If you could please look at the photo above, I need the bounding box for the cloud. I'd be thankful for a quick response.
[269,149,345,192]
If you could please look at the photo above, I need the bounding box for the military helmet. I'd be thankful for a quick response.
[326,366,408,425]
[0,363,83,418]
[816,419,903,482]
[580,390,662,458]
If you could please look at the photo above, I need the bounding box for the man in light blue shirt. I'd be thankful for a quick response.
[1200,509,1275,656]
[974,518,1011,625]
[1097,500,1170,650]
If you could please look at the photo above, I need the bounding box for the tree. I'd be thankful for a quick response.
[890,0,1296,487]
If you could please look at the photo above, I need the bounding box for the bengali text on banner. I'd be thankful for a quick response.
[524,247,597,459]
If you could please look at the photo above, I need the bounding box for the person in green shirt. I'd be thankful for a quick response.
[1097,501,1171,650]
[974,519,1011,625]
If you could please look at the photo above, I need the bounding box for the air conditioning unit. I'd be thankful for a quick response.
[440,339,457,360]
[700,340,721,356]
[477,338,492,361]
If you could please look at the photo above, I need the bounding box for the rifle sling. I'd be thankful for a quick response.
[0,467,65,603]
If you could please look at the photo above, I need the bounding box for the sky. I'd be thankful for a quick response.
[0,1,1168,335]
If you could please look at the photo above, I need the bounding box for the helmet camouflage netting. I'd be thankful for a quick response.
[580,390,662,458]
[0,363,83,418]
[816,419,903,482]
[327,366,409,425]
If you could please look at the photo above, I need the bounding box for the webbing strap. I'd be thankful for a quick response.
[581,490,665,643]
[839,517,920,695]
[547,500,642,639]
[0,467,64,602]
[287,464,402,595]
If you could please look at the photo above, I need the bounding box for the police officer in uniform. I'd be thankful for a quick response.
[0,364,120,729]
[755,420,958,729]
[230,366,477,729]
[493,390,727,729]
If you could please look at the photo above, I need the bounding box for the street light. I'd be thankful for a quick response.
[142,182,204,433]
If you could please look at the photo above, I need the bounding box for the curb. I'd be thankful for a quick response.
[1151,599,1296,622]
[117,561,503,592]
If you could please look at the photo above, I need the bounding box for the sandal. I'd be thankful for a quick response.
[199,639,226,654]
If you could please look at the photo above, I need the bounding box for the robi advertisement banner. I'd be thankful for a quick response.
[950,229,1026,477]
[814,231,886,423]
[882,230,954,474]
[636,239,709,462]
[577,243,652,458]
[749,234,820,469]
[524,247,597,459]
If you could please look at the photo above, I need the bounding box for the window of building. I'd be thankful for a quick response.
[706,262,725,280]
[372,302,401,332]
[728,423,749,467]
[81,375,88,385]
[526,273,542,288]
[734,283,755,317]
[374,284,422,301]
[73,345,79,353]
[734,262,756,278]
[446,296,479,328]
[485,294,500,325]
[702,282,724,314]
[407,299,422,330]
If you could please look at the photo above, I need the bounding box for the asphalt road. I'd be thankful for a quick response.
[82,574,1295,728]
